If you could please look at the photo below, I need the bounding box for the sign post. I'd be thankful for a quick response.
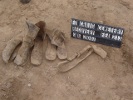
[71,18,124,48]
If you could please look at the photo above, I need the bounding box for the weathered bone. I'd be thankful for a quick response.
[58,44,107,72]
[92,45,107,59]
[31,21,46,66]
[35,21,46,40]
[10,44,21,61]
[2,34,23,63]
[57,42,67,60]
[45,36,57,61]
[14,21,40,66]
[58,48,93,72]
[31,37,43,66]
[50,29,65,47]
[46,29,67,60]
[67,45,91,61]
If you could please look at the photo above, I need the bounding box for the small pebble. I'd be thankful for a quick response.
[28,83,31,87]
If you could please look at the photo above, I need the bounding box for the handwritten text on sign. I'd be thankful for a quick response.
[71,18,124,48]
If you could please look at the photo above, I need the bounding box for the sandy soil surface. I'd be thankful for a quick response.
[0,0,133,100]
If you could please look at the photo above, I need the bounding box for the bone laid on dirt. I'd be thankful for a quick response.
[45,28,55,42]
[67,45,91,61]
[35,21,46,40]
[14,21,40,66]
[77,45,91,57]
[58,49,93,72]
[14,40,32,65]
[46,29,67,60]
[10,44,21,61]
[31,37,43,66]
[50,29,65,47]
[57,42,67,60]
[26,21,40,40]
[2,34,23,63]
[45,36,57,61]
[53,30,67,59]
[30,21,46,66]
[92,45,107,59]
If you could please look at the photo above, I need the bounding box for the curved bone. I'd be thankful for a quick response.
[2,34,23,63]
[58,49,93,72]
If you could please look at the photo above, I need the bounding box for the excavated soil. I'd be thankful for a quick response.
[0,0,133,100]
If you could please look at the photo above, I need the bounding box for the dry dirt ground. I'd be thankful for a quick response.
[0,0,133,100]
